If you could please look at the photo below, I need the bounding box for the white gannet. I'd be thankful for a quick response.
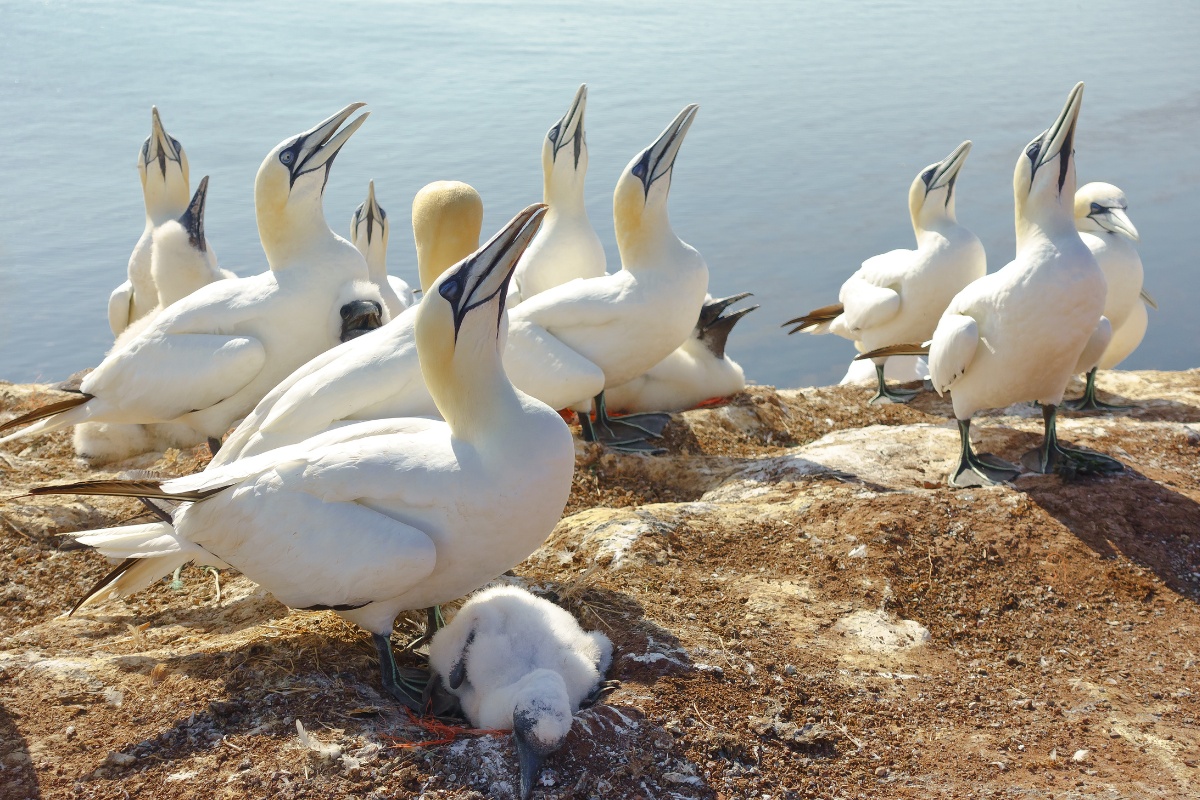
[920,82,1123,486]
[509,84,606,304]
[605,293,758,414]
[208,180,484,466]
[0,104,385,457]
[1065,181,1152,411]
[784,141,985,404]
[31,205,574,713]
[503,105,709,451]
[108,106,192,335]
[352,180,416,317]
[429,586,613,799]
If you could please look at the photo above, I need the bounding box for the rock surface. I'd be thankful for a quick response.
[1,370,1199,798]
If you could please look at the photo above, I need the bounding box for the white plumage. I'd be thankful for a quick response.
[352,180,416,317]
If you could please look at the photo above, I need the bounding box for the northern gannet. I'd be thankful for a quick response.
[108,106,192,335]
[503,105,709,451]
[920,83,1123,486]
[0,104,385,457]
[352,180,416,317]
[605,293,758,414]
[509,84,606,304]
[208,180,484,466]
[785,141,985,404]
[429,586,613,799]
[31,205,574,713]
[1066,182,1152,411]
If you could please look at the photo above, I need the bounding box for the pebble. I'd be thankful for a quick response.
[105,752,137,768]
[874,766,888,777]
[783,664,797,676]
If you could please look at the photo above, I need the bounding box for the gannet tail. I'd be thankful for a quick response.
[66,521,204,614]
[854,342,931,361]
[0,394,94,441]
[29,478,222,503]
[783,303,843,335]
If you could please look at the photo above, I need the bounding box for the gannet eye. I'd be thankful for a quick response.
[631,159,646,179]
[1090,202,1105,215]
[547,125,559,142]
[920,167,936,188]
[279,150,295,166]
[1025,140,1042,165]
[169,136,182,154]
[439,277,463,305]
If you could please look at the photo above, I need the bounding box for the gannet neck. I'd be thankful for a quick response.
[416,204,546,441]
[542,84,590,214]
[412,181,484,293]
[138,106,190,225]
[614,200,683,267]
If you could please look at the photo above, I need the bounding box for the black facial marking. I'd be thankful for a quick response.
[1056,125,1074,193]
[448,629,475,689]
[1090,201,1105,215]
[1025,138,1042,170]
[945,173,957,209]
[439,277,463,306]
[920,167,936,189]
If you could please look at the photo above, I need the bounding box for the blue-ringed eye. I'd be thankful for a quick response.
[547,125,559,142]
[631,160,646,179]
[921,167,936,188]
[1090,202,1105,215]
[439,277,462,305]
[280,150,295,166]
[169,136,182,153]
[1025,140,1041,164]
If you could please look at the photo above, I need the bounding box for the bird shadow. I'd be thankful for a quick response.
[0,701,41,799]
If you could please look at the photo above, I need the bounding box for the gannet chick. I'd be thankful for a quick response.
[510,84,606,304]
[784,141,985,404]
[922,83,1123,486]
[503,105,709,452]
[108,106,192,335]
[605,293,758,414]
[1065,182,1152,411]
[352,180,415,316]
[208,180,484,466]
[31,205,573,715]
[429,586,613,800]
[1,104,385,458]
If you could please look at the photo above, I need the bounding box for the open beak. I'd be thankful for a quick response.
[292,102,369,183]
[549,83,588,168]
[698,292,753,330]
[630,104,700,195]
[927,140,971,192]
[1033,82,1083,190]
[1092,206,1139,241]
[439,203,548,340]
[700,303,758,360]
[178,175,209,252]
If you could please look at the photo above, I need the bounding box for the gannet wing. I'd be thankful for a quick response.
[81,332,266,422]
[504,317,606,410]
[508,274,628,331]
[928,313,978,395]
[837,274,901,335]
[108,281,134,336]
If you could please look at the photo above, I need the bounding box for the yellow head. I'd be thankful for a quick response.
[412,180,485,293]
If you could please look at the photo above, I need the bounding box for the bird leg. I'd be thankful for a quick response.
[374,632,428,713]
[869,360,920,405]
[1021,403,1125,476]
[949,419,1021,488]
[578,392,668,454]
[580,679,622,709]
[207,437,222,457]
[403,605,446,652]
[1063,368,1132,412]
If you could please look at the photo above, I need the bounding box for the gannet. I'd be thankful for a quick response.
[605,293,758,414]
[31,205,574,713]
[108,106,192,335]
[429,586,613,799]
[208,181,484,466]
[920,83,1123,486]
[352,180,416,317]
[503,104,709,451]
[1066,182,1153,411]
[509,84,606,304]
[0,104,385,457]
[784,141,985,404]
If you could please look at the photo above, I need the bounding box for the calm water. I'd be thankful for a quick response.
[2,1,1198,389]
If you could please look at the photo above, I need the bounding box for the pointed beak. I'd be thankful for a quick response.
[440,203,548,339]
[354,179,387,245]
[515,728,547,800]
[178,175,209,252]
[630,104,700,195]
[1093,206,1139,241]
[1140,287,1158,310]
[1035,82,1083,186]
[145,105,182,177]
[927,140,971,192]
[550,83,588,168]
[700,303,758,360]
[293,102,369,182]
[698,292,754,329]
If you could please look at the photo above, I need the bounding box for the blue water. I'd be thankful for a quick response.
[2,0,1198,388]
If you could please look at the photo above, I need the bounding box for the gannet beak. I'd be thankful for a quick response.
[630,103,700,195]
[353,179,387,245]
[549,83,588,168]
[144,105,183,178]
[438,203,548,340]
[1030,82,1083,188]
[698,292,754,329]
[178,175,209,252]
[1140,287,1158,309]
[1091,205,1139,241]
[339,299,384,342]
[700,303,759,360]
[284,102,369,185]
[514,727,548,800]
[926,140,971,192]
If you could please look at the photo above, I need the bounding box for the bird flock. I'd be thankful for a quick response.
[1,80,1149,795]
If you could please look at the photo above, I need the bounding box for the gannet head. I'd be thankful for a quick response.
[1014,82,1084,238]
[509,669,574,800]
[908,140,971,234]
[411,180,485,293]
[137,106,190,223]
[417,204,546,423]
[351,180,389,277]
[613,104,700,257]
[541,84,590,206]
[150,175,219,301]
[1075,181,1139,241]
[695,293,758,359]
[254,103,369,265]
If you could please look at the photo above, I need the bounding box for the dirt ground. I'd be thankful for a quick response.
[1,370,1198,799]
